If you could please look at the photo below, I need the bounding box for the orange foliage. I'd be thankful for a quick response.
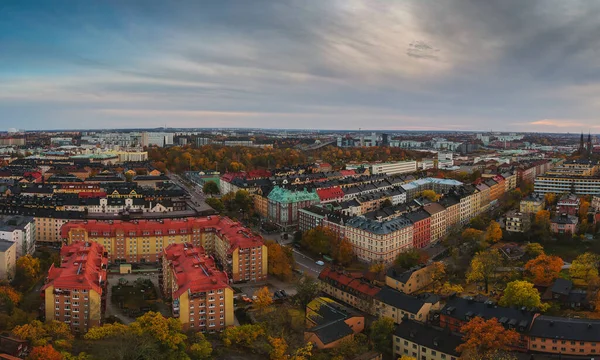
[266,241,294,281]
[457,317,520,357]
[524,254,564,286]
[0,286,22,305]
[28,345,62,360]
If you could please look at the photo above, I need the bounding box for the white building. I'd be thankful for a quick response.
[0,216,36,258]
[369,161,417,175]
[141,132,174,147]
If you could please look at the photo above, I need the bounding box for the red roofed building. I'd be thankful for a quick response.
[339,169,356,177]
[61,216,267,283]
[318,267,381,313]
[316,187,345,203]
[161,243,234,332]
[41,241,108,333]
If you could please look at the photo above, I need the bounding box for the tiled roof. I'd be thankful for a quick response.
[41,241,107,294]
[267,186,320,203]
[529,316,600,342]
[319,267,381,298]
[316,187,345,201]
[163,243,230,298]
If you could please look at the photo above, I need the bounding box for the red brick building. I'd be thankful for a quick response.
[41,242,108,334]
[405,209,431,249]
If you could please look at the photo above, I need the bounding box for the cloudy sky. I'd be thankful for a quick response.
[2,0,600,132]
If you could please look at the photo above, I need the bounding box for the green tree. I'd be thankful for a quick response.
[301,227,332,255]
[369,317,394,354]
[202,181,219,196]
[466,249,503,293]
[394,248,422,268]
[525,243,544,257]
[222,324,265,347]
[205,197,224,212]
[188,333,212,360]
[294,276,321,309]
[499,281,547,310]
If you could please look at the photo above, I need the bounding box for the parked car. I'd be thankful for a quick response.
[280,290,288,297]
[316,260,325,266]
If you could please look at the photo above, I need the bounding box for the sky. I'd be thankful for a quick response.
[1,0,600,132]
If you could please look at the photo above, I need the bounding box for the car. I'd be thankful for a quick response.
[273,292,282,299]
[280,289,288,297]
[316,260,325,266]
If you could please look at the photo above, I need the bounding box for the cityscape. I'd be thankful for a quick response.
[2,2,600,360]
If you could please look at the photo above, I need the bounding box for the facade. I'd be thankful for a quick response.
[550,214,578,234]
[534,175,600,195]
[141,132,174,147]
[344,216,413,264]
[405,210,431,249]
[556,195,581,216]
[304,297,365,349]
[592,195,600,212]
[318,267,381,313]
[0,239,16,280]
[0,215,35,257]
[369,161,417,175]
[61,216,267,283]
[528,316,600,356]
[520,195,545,214]
[36,216,71,245]
[41,242,108,334]
[161,243,234,332]
[423,203,446,243]
[438,197,460,231]
[298,206,331,233]
[505,210,531,233]
[374,287,440,325]
[385,264,434,294]
[267,187,320,230]
[393,320,462,360]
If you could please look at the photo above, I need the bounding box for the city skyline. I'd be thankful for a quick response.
[2,0,600,132]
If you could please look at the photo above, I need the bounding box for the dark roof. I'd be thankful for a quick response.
[375,287,437,314]
[393,320,462,356]
[308,319,354,345]
[442,297,536,333]
[405,209,431,223]
[306,297,357,327]
[0,239,15,252]
[133,175,169,181]
[550,278,573,296]
[529,316,600,342]
[386,264,426,284]
[438,196,460,208]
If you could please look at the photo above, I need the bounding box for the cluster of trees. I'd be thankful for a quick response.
[301,227,353,265]
[266,241,295,281]
[205,190,253,217]
[148,145,420,174]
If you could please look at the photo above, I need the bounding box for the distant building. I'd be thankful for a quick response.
[41,242,108,334]
[505,210,531,233]
[141,132,174,147]
[556,194,581,216]
[393,320,462,360]
[267,187,320,230]
[344,216,413,264]
[196,137,211,146]
[161,243,234,332]
[550,213,578,234]
[0,215,35,258]
[520,194,545,214]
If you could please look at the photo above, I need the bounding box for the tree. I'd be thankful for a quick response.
[524,254,563,286]
[382,199,393,207]
[15,255,41,288]
[369,263,385,274]
[268,336,288,360]
[253,287,273,312]
[130,312,187,350]
[205,197,224,212]
[544,193,556,206]
[288,342,313,360]
[294,276,321,309]
[0,286,22,305]
[579,199,591,222]
[430,262,446,291]
[301,227,333,256]
[395,248,422,268]
[499,281,546,310]
[534,210,551,229]
[461,228,484,244]
[188,333,212,360]
[457,317,520,359]
[202,181,219,196]
[28,345,62,360]
[525,243,544,257]
[439,282,464,296]
[13,320,73,349]
[369,317,394,354]
[330,237,354,265]
[398,357,417,360]
[222,324,265,347]
[266,241,294,281]
[570,252,600,284]
[332,333,368,359]
[485,221,502,243]
[466,249,502,293]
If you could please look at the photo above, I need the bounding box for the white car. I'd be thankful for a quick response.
[315,260,325,266]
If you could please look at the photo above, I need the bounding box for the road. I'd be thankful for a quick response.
[167,174,214,213]
[292,249,324,278]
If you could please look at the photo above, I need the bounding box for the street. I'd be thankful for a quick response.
[167,174,214,213]
[292,249,324,277]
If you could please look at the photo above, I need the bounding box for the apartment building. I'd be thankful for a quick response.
[556,194,581,216]
[528,316,600,356]
[502,172,517,192]
[369,161,417,175]
[0,239,16,280]
[475,182,491,212]
[505,210,531,233]
[385,264,435,294]
[42,242,108,334]
[318,267,381,313]
[593,195,600,212]
[61,216,267,283]
[458,185,478,224]
[161,243,234,332]
[423,203,446,243]
[438,197,460,231]
[344,216,413,264]
[267,187,320,230]
[520,195,545,214]
[534,175,600,195]
[551,214,578,234]
[393,320,462,360]
[0,215,35,257]
[405,210,431,249]
[374,287,440,325]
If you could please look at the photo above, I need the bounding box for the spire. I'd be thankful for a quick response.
[588,132,593,156]
[580,132,585,153]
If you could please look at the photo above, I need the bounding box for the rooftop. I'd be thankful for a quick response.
[375,287,439,313]
[345,216,413,235]
[394,320,462,356]
[529,315,600,342]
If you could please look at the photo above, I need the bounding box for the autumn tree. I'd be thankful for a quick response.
[525,243,544,258]
[499,281,546,310]
[570,252,600,284]
[13,320,73,350]
[28,345,62,360]
[266,241,294,281]
[485,221,503,243]
[294,276,321,309]
[419,190,440,201]
[205,197,224,212]
[330,236,354,265]
[430,262,446,291]
[253,286,273,313]
[579,199,591,221]
[544,193,556,206]
[222,324,265,347]
[15,254,41,288]
[457,317,520,359]
[332,333,368,359]
[398,357,417,360]
[395,248,426,268]
[188,332,212,360]
[461,228,484,244]
[0,286,22,305]
[268,336,288,360]
[202,181,219,196]
[382,199,393,207]
[369,263,386,274]
[439,282,464,296]
[370,317,395,354]
[524,254,563,286]
[533,210,551,240]
[466,249,503,293]
[301,227,331,255]
[129,312,187,350]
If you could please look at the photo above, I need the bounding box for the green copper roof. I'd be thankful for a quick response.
[267,186,320,203]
